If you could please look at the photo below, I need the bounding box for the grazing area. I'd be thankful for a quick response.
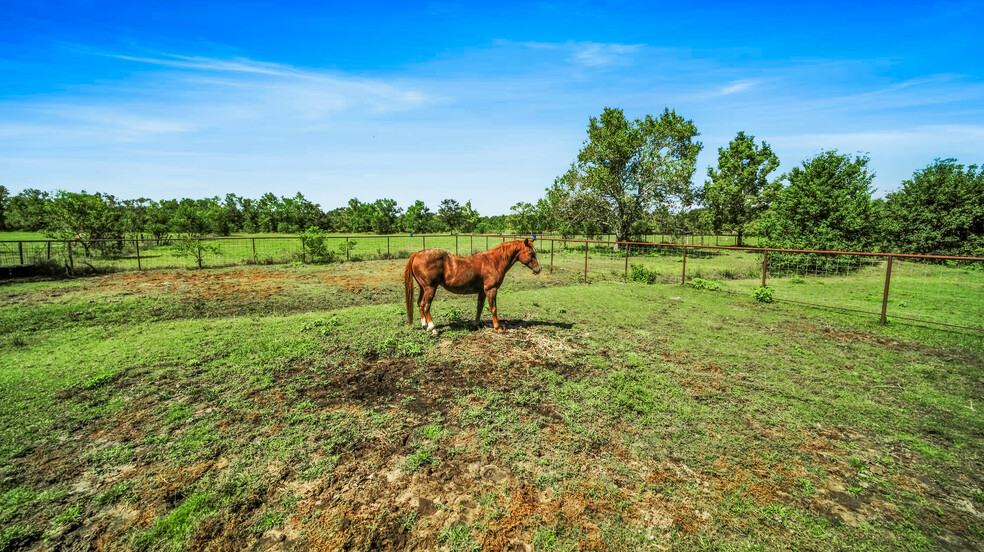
[1,260,982,551]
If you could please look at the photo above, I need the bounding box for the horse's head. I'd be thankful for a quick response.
[518,237,542,275]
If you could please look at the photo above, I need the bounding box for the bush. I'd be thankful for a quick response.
[689,277,722,291]
[753,285,775,303]
[298,227,338,263]
[628,264,659,285]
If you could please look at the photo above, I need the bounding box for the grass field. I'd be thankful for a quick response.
[1,258,983,551]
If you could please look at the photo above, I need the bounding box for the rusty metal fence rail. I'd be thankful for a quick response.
[3,235,982,331]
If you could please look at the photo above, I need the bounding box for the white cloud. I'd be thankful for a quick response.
[569,42,642,67]
[717,79,762,95]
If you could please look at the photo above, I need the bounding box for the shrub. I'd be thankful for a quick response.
[298,227,338,263]
[753,285,775,303]
[628,264,659,285]
[689,277,722,291]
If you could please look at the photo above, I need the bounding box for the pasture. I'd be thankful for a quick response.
[1,259,982,551]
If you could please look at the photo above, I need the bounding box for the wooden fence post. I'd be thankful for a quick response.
[135,239,142,271]
[550,239,554,274]
[880,256,894,325]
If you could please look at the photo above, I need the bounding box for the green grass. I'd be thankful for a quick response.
[0,261,982,550]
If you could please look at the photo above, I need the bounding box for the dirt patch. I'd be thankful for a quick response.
[94,269,295,301]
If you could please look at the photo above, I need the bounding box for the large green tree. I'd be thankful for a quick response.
[43,191,123,256]
[438,199,465,233]
[883,159,984,257]
[558,107,702,246]
[401,200,434,234]
[703,131,780,246]
[759,150,876,251]
[0,185,8,230]
[5,188,49,231]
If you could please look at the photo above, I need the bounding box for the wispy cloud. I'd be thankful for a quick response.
[0,51,437,144]
[717,78,762,95]
[502,40,644,68]
[568,42,643,67]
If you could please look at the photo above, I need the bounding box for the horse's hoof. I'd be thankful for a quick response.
[495,327,504,333]
[431,329,439,336]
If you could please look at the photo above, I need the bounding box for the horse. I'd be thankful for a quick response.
[403,238,542,334]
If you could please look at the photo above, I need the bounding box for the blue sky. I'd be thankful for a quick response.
[2,1,982,215]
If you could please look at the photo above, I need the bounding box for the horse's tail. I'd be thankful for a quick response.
[404,253,416,326]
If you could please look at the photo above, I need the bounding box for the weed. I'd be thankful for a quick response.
[132,492,215,550]
[437,524,479,552]
[96,482,134,505]
[52,502,82,525]
[404,446,435,473]
[753,285,775,303]
[689,277,722,291]
[628,264,659,284]
[398,511,419,531]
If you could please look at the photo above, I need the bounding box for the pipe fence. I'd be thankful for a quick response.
[2,234,981,332]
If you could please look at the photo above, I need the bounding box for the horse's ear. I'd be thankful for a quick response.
[524,238,531,247]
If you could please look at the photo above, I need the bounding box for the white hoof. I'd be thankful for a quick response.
[431,329,439,336]
[427,321,435,331]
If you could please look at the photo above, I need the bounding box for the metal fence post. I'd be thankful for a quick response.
[67,241,74,273]
[455,234,458,255]
[46,241,51,259]
[584,241,588,283]
[252,238,257,262]
[387,236,391,257]
[470,235,473,254]
[347,237,351,260]
[486,236,489,250]
[301,237,306,263]
[681,246,687,284]
[762,250,768,288]
[881,256,894,325]
[135,239,142,271]
[422,235,425,250]
[550,239,554,274]
[197,238,203,269]
[624,242,630,282]
[18,242,24,264]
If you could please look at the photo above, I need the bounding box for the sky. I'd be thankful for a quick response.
[2,1,982,215]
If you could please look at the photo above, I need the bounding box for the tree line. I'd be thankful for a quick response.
[1,106,981,258]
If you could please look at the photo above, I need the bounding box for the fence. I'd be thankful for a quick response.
[2,234,981,332]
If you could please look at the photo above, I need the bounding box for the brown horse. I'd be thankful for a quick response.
[404,238,542,333]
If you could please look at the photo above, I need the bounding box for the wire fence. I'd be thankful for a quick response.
[2,234,981,332]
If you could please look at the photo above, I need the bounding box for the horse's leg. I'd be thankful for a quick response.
[421,285,437,334]
[475,292,486,329]
[486,287,503,332]
[417,283,427,328]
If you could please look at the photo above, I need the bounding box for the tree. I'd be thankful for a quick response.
[759,151,876,252]
[0,186,8,230]
[43,191,123,256]
[460,201,481,233]
[401,200,434,234]
[703,131,780,246]
[558,107,701,247]
[438,199,465,233]
[370,199,402,234]
[883,159,984,257]
[5,188,49,231]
